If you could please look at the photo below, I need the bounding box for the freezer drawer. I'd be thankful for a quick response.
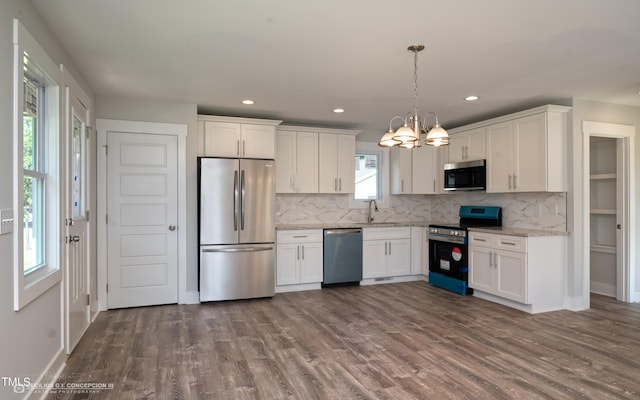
[200,244,275,301]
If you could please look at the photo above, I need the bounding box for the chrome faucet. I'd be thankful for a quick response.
[367,200,378,224]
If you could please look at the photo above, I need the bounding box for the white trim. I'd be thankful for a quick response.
[23,347,65,400]
[198,114,282,127]
[185,291,201,304]
[278,124,360,136]
[350,142,390,209]
[96,119,188,310]
[13,19,64,310]
[582,121,636,304]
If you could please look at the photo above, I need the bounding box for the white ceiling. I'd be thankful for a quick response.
[31,0,640,142]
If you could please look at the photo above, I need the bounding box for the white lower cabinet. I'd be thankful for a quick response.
[469,231,566,313]
[276,230,323,286]
[363,228,411,278]
[469,243,527,303]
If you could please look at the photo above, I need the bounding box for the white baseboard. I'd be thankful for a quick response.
[590,281,616,298]
[275,283,321,293]
[21,347,66,400]
[360,274,424,286]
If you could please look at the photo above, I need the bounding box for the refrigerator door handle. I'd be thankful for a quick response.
[202,245,274,253]
[240,169,246,230]
[233,170,239,231]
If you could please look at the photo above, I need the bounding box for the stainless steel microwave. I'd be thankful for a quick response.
[443,159,486,191]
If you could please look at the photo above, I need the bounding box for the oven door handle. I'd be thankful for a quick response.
[428,234,466,245]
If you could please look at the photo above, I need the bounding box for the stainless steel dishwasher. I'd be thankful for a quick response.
[322,228,363,287]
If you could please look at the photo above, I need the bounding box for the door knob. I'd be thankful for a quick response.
[67,235,80,243]
[169,225,176,231]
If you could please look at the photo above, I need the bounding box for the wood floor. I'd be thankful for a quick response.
[51,281,640,399]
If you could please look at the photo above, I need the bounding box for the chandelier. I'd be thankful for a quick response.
[378,45,449,148]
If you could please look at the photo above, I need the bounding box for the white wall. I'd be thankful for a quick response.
[95,97,199,293]
[0,1,94,398]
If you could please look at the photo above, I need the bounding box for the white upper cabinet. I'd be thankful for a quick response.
[198,115,282,159]
[448,127,486,162]
[389,147,412,194]
[390,145,438,194]
[412,145,437,194]
[447,105,570,193]
[275,129,318,193]
[486,108,569,193]
[319,133,356,193]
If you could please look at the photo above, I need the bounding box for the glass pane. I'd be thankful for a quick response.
[23,176,45,273]
[72,115,84,218]
[355,154,378,200]
[23,115,36,170]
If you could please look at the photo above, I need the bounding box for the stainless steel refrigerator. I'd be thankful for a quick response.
[198,157,276,301]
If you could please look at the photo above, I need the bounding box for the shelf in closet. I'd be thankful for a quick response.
[590,209,616,215]
[590,173,616,180]
[590,244,616,254]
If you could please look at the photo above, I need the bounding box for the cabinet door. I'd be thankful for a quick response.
[486,121,514,193]
[389,147,412,194]
[412,145,436,194]
[241,124,275,159]
[363,240,387,278]
[469,246,494,293]
[336,134,355,193]
[318,134,338,193]
[466,127,486,160]
[448,134,467,162]
[275,131,296,193]
[495,250,527,303]
[513,114,546,192]
[203,121,241,157]
[276,243,300,285]
[296,132,319,193]
[299,242,322,283]
[387,239,411,276]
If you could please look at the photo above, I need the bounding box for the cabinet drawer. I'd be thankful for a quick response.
[277,230,322,243]
[468,232,497,247]
[469,232,527,253]
[363,227,410,241]
[496,235,526,252]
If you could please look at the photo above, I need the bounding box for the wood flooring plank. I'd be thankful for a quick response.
[53,283,640,399]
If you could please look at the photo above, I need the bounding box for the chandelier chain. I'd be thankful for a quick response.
[413,49,419,117]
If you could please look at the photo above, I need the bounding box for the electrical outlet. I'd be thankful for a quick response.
[534,204,541,217]
[327,203,337,212]
[552,203,558,215]
[1,208,14,235]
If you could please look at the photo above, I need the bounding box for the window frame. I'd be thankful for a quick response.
[13,19,62,310]
[350,142,390,209]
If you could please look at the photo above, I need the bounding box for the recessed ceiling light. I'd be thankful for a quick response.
[242,99,255,105]
[464,95,479,101]
[333,108,345,113]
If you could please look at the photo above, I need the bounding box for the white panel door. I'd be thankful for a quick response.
[65,93,89,354]
[107,131,178,308]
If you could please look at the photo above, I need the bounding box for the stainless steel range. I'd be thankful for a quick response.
[428,206,502,295]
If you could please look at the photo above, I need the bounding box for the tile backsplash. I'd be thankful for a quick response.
[276,192,567,231]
